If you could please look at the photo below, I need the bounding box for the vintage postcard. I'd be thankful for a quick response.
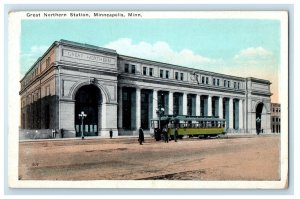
[8,11,288,189]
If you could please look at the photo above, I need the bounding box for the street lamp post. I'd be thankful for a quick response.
[78,111,87,139]
[256,117,261,135]
[156,103,165,130]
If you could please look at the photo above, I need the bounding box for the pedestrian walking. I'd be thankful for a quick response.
[163,127,168,143]
[138,127,144,145]
[109,129,113,139]
[60,128,64,138]
[174,128,178,142]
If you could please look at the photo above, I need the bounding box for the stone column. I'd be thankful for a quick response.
[182,92,187,115]
[207,95,212,116]
[239,99,244,129]
[218,96,223,119]
[136,87,141,130]
[196,94,200,116]
[103,103,118,137]
[229,97,234,129]
[101,103,107,130]
[153,89,158,119]
[118,87,123,129]
[60,100,76,137]
[168,91,173,115]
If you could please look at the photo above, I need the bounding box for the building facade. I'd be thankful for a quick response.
[271,103,281,133]
[20,40,272,137]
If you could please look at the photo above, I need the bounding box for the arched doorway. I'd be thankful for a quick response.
[256,102,266,134]
[75,85,101,137]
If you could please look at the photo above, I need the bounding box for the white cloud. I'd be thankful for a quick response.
[104,38,215,68]
[234,47,273,60]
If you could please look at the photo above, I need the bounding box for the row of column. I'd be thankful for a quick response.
[118,87,244,130]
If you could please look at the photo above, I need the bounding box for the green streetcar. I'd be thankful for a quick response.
[151,115,227,141]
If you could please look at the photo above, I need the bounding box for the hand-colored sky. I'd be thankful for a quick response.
[21,19,281,102]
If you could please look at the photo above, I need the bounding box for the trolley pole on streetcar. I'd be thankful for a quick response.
[78,111,87,140]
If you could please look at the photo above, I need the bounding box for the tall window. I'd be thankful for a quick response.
[160,69,164,78]
[143,67,147,75]
[217,79,220,86]
[166,70,169,79]
[141,91,150,129]
[227,81,230,87]
[175,72,179,80]
[46,57,50,68]
[237,82,240,89]
[131,65,136,73]
[202,76,205,84]
[206,77,209,84]
[234,82,237,88]
[180,73,184,81]
[149,68,153,76]
[213,78,216,85]
[125,64,129,73]
[224,80,227,87]
[122,88,133,130]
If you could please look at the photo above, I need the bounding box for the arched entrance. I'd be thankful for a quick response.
[256,102,266,134]
[75,85,101,137]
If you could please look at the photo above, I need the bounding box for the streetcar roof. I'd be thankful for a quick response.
[151,115,226,122]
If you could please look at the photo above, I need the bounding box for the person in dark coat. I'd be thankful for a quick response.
[163,127,168,143]
[60,128,64,138]
[174,128,178,142]
[109,129,113,139]
[138,127,144,145]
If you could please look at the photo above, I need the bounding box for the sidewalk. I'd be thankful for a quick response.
[19,134,153,142]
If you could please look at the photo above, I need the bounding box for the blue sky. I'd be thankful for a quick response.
[21,18,281,102]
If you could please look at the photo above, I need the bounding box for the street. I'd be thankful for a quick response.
[19,134,280,180]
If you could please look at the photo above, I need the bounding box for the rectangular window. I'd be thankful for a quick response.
[234,82,237,88]
[125,64,129,73]
[217,79,220,86]
[143,67,147,75]
[160,69,163,78]
[149,68,153,76]
[224,80,227,87]
[202,76,205,84]
[206,77,209,84]
[46,57,50,68]
[175,72,179,80]
[237,82,240,89]
[227,81,230,87]
[272,117,275,122]
[131,65,135,73]
[213,78,216,85]
[166,70,169,79]
[180,73,184,81]
[45,86,50,96]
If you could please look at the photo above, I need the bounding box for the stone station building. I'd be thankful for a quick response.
[20,40,272,138]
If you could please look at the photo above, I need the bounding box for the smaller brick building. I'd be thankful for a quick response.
[271,103,281,133]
